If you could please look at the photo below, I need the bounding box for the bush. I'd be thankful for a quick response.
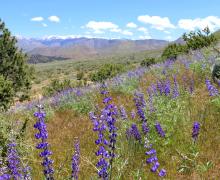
[0,19,33,110]
[76,71,84,80]
[0,75,14,110]
[43,79,73,96]
[162,43,188,60]
[90,63,125,82]
[140,57,156,67]
[183,27,217,51]
[212,58,220,82]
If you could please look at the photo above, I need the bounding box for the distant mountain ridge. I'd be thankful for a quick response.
[17,37,169,60]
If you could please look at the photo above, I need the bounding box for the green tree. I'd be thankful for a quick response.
[140,57,156,67]
[182,27,217,50]
[0,19,33,110]
[162,43,188,60]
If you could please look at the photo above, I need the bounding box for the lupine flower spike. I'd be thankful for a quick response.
[34,105,54,180]
[192,121,200,142]
[71,138,80,180]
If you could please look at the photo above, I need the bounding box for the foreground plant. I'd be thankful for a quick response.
[90,84,118,179]
[192,121,200,142]
[34,105,54,179]
[71,139,80,180]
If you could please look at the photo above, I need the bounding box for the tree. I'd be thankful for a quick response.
[140,57,156,67]
[182,27,217,50]
[0,19,33,110]
[162,43,188,60]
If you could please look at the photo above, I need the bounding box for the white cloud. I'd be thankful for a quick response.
[121,30,133,36]
[138,15,175,30]
[178,16,220,31]
[42,23,48,27]
[85,21,118,31]
[126,22,137,28]
[138,27,148,34]
[30,16,44,22]
[165,36,172,40]
[110,28,122,33]
[164,30,171,34]
[48,16,60,23]
[139,35,152,39]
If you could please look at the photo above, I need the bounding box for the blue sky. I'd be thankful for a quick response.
[1,0,220,40]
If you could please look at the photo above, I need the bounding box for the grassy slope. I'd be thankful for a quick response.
[2,49,220,179]
[31,48,163,95]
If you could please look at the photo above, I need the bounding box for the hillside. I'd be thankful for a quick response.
[17,37,168,59]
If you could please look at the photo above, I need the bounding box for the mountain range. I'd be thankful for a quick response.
[17,37,169,62]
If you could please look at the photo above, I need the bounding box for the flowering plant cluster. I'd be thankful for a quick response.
[90,84,118,179]
[71,139,80,180]
[144,137,166,177]
[34,105,54,180]
[205,79,219,96]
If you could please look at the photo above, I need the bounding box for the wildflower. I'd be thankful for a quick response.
[134,91,147,122]
[131,110,136,119]
[157,81,163,95]
[142,122,149,135]
[119,105,128,120]
[172,75,179,98]
[71,139,80,180]
[34,105,54,179]
[192,121,200,142]
[155,122,165,138]
[90,85,118,179]
[144,136,166,177]
[205,79,219,96]
[159,169,166,177]
[7,142,22,179]
[189,79,194,94]
[147,88,155,113]
[164,79,171,96]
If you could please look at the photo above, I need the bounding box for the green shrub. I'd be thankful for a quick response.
[0,75,14,111]
[90,63,125,82]
[76,71,84,80]
[183,27,217,51]
[0,19,33,110]
[140,57,156,67]
[43,79,73,96]
[162,43,188,60]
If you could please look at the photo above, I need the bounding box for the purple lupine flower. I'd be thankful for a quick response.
[172,75,179,98]
[164,79,171,96]
[159,169,166,177]
[147,88,155,113]
[157,81,163,95]
[34,105,54,179]
[205,79,219,96]
[151,162,160,172]
[146,156,158,164]
[71,139,80,180]
[151,84,158,96]
[144,137,166,177]
[192,121,200,142]
[90,86,118,179]
[142,122,149,135]
[134,91,147,122]
[155,122,165,138]
[145,149,156,155]
[6,142,22,179]
[131,110,136,119]
[130,124,142,142]
[189,79,194,94]
[22,166,31,180]
[119,105,128,120]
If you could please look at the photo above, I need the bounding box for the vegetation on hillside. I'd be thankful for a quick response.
[1,20,220,179]
[162,27,217,61]
[0,19,33,110]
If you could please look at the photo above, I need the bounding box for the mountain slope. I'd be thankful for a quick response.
[17,37,168,59]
